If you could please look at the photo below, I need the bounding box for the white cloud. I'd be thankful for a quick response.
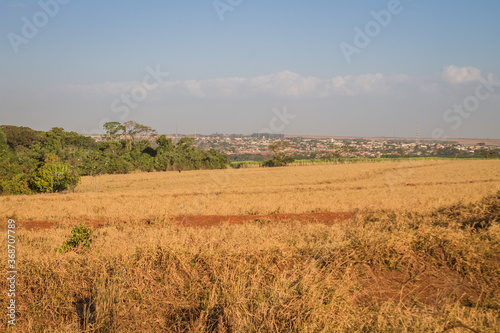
[441,65,481,84]
[62,71,414,100]
[60,67,497,104]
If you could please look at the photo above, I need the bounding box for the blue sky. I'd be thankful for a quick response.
[1,0,500,138]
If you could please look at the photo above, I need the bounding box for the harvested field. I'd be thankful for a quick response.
[1,160,499,224]
[1,160,499,332]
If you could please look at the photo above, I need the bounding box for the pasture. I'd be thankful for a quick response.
[1,159,499,223]
[1,159,499,332]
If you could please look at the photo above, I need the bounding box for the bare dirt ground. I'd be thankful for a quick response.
[16,211,359,230]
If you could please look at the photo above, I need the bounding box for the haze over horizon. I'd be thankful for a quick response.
[1,0,499,139]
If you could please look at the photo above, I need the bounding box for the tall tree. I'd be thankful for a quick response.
[103,121,126,141]
[45,127,65,152]
[123,121,157,150]
[156,135,174,153]
[264,140,295,167]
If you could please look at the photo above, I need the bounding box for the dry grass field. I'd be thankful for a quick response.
[1,159,499,223]
[1,160,500,332]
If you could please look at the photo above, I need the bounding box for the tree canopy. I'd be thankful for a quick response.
[263,141,295,167]
[0,121,229,195]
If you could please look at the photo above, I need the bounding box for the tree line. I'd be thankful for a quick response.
[0,121,229,195]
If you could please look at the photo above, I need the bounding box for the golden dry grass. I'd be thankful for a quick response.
[1,159,499,223]
[1,160,499,332]
[1,193,499,332]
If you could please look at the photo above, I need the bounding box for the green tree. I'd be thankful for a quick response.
[123,121,157,150]
[78,150,105,176]
[45,127,65,152]
[0,125,41,149]
[324,145,342,159]
[156,135,174,153]
[0,127,7,155]
[29,154,80,193]
[203,149,229,169]
[263,141,295,167]
[154,136,175,171]
[103,121,125,141]
[480,149,497,159]
[173,137,198,171]
[0,173,32,195]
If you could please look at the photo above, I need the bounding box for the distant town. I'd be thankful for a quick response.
[90,133,500,161]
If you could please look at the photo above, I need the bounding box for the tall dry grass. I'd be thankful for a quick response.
[1,191,499,332]
[0,160,499,223]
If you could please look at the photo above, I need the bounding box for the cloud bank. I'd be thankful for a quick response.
[63,66,495,101]
[63,71,408,99]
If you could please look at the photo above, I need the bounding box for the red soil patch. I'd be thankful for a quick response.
[13,212,358,231]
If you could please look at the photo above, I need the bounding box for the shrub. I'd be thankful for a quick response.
[0,173,32,195]
[29,156,80,193]
[262,155,294,167]
[56,223,93,253]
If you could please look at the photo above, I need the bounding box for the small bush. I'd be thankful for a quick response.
[56,223,93,253]
[262,156,294,167]
[30,156,80,193]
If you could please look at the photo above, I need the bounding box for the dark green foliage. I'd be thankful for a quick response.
[263,141,295,167]
[142,146,157,157]
[479,149,498,159]
[56,223,93,253]
[0,127,7,154]
[204,149,229,169]
[228,153,267,162]
[29,155,81,193]
[1,173,32,195]
[0,123,229,195]
[262,155,294,167]
[152,137,229,172]
[0,129,36,195]
[156,135,174,153]
[103,121,125,141]
[0,125,41,148]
